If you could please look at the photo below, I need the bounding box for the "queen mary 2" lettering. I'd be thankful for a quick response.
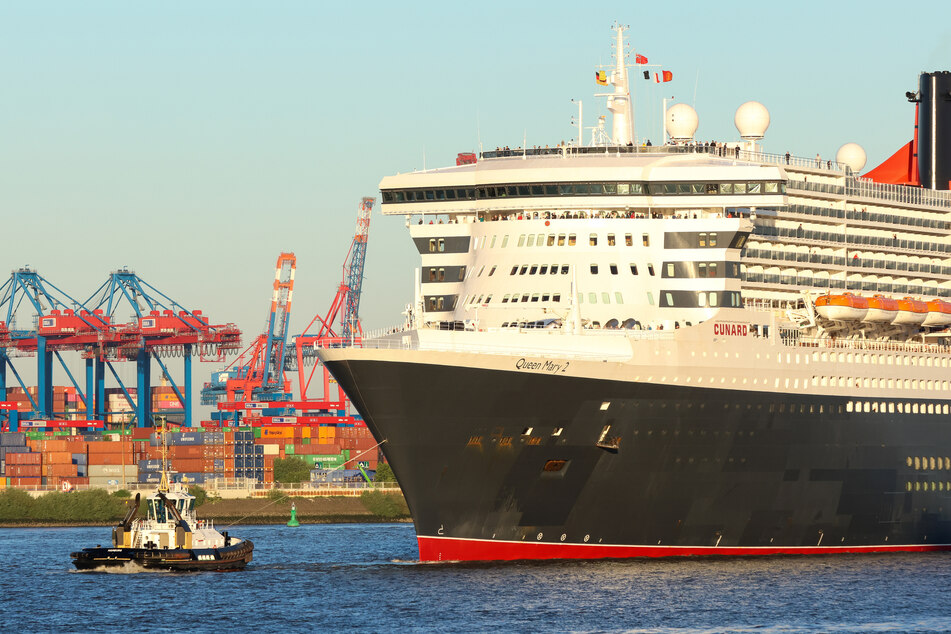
[713,322,748,336]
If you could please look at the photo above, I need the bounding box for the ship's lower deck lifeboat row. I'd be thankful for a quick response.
[815,294,951,327]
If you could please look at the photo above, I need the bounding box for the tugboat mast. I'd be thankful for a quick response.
[158,416,170,493]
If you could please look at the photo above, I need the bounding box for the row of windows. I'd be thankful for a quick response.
[803,350,951,368]
[743,272,951,297]
[906,481,951,492]
[847,400,951,414]
[510,264,573,276]
[822,376,951,392]
[425,267,466,282]
[907,456,951,470]
[516,232,652,248]
[424,295,458,312]
[754,224,950,254]
[659,290,743,308]
[787,203,949,231]
[382,180,785,203]
[742,247,951,277]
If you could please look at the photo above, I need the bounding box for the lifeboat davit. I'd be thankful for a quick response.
[893,297,928,326]
[815,293,868,321]
[922,299,951,327]
[862,294,899,323]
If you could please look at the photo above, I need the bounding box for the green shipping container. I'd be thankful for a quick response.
[253,427,262,439]
[302,455,344,467]
[285,444,296,455]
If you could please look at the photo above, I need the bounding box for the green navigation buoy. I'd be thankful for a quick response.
[287,503,300,527]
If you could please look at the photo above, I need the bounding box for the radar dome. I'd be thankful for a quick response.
[665,104,699,141]
[734,101,770,140]
[836,143,867,173]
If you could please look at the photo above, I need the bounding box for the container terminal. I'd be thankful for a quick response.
[0,198,384,492]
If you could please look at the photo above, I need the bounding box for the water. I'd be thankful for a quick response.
[2,524,951,632]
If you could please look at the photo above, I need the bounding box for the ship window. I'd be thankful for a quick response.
[709,263,717,277]
[438,268,445,281]
[699,233,706,247]
[647,292,654,305]
[602,292,610,304]
[510,266,518,276]
[438,239,445,252]
[543,459,568,473]
[721,183,734,194]
[765,182,779,193]
[589,293,598,304]
[521,427,533,436]
[531,294,540,302]
[709,233,717,247]
[666,263,675,277]
[615,292,623,304]
[520,266,528,275]
[749,182,762,194]
[698,293,706,307]
[429,239,436,253]
[610,264,618,275]
[647,264,655,276]
[568,234,577,246]
[561,265,569,274]
[550,264,558,275]
[607,234,616,246]
[665,292,675,306]
[502,294,510,303]
[590,234,598,246]
[428,268,436,282]
[539,265,548,275]
[437,297,445,310]
[553,293,562,302]
[521,294,530,303]
[734,183,747,194]
[542,294,550,301]
[530,265,538,275]
[557,234,565,246]
[502,235,509,248]
[630,264,638,275]
[625,234,633,246]
[527,235,535,247]
[489,266,497,276]
[590,264,599,274]
[706,183,719,194]
[518,235,526,247]
[547,234,555,246]
[642,234,650,247]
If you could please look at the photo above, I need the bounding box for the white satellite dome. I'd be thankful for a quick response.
[836,142,867,173]
[734,101,770,140]
[665,104,699,142]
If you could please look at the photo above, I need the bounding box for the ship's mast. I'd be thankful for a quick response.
[607,25,634,145]
[158,416,170,493]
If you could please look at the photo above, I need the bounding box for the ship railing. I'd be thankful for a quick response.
[787,336,951,355]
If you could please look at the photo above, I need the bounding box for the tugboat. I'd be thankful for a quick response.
[71,421,253,571]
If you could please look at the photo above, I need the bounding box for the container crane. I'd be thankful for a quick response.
[294,197,374,401]
[201,253,296,406]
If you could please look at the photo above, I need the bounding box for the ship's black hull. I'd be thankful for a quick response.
[324,355,951,562]
[70,539,253,571]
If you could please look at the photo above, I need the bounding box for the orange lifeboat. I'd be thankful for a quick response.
[893,297,928,325]
[922,299,951,327]
[862,294,899,323]
[815,293,868,321]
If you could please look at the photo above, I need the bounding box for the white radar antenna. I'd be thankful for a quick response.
[598,24,634,146]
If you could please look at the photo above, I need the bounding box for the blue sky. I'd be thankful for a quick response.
[1,1,949,403]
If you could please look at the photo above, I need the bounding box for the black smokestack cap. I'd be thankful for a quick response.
[917,71,951,190]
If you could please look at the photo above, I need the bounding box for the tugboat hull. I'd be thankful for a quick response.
[71,539,253,571]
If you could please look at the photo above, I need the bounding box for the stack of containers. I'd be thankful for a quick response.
[1,432,30,486]
[87,436,137,487]
[5,450,41,486]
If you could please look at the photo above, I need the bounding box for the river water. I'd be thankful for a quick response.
[2,523,950,632]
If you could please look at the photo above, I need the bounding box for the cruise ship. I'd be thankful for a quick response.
[318,26,951,562]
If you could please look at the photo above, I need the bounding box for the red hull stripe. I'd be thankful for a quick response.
[417,535,951,562]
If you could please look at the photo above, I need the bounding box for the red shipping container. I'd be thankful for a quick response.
[9,464,42,477]
[87,440,124,453]
[87,452,134,466]
[6,452,41,465]
[11,477,42,487]
[45,451,73,464]
[49,463,78,477]
[64,439,88,453]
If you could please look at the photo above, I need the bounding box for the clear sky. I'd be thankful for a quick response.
[1,1,950,406]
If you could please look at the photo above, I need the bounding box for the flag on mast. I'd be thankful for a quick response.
[635,54,648,64]
[595,70,608,85]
